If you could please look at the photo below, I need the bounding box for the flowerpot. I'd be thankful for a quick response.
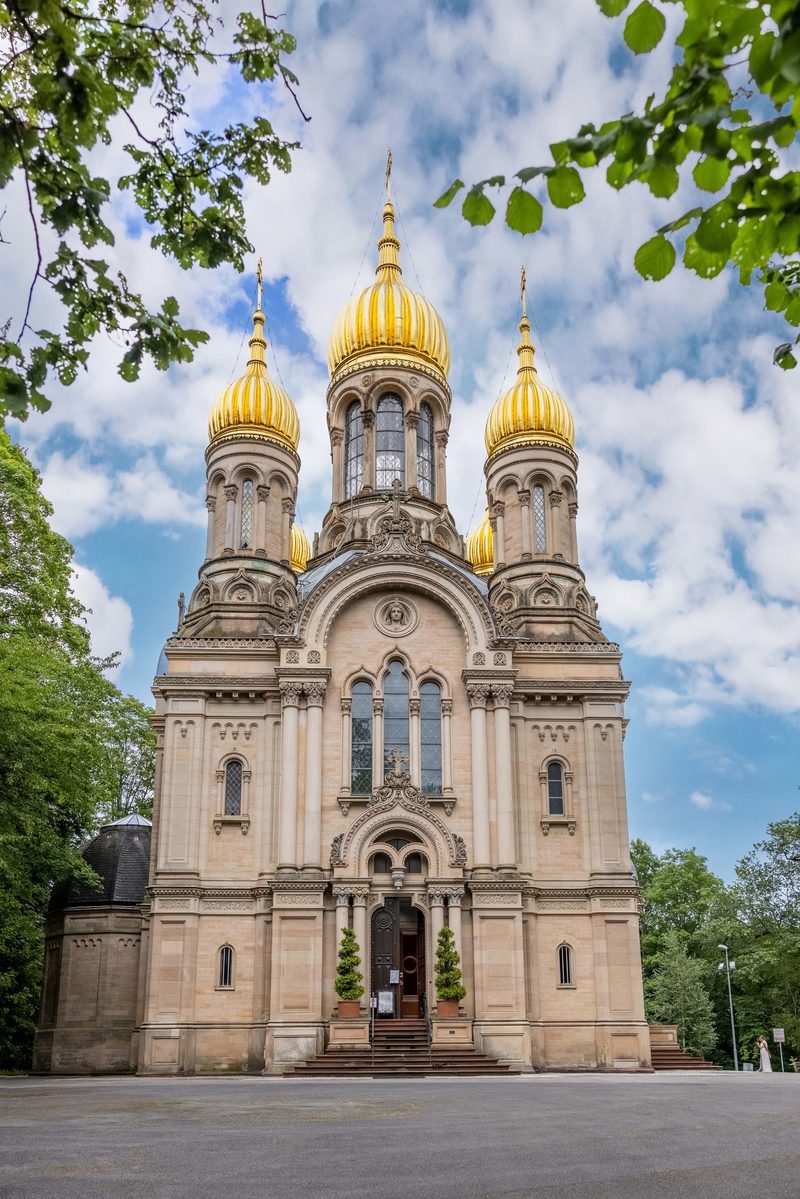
[337,1000,361,1019]
[436,999,460,1017]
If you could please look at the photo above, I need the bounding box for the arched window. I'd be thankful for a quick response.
[533,484,547,553]
[344,402,364,499]
[239,479,254,547]
[224,761,243,816]
[372,852,391,874]
[416,403,435,499]
[383,660,409,778]
[376,394,405,490]
[558,943,573,987]
[405,852,425,874]
[547,762,565,816]
[351,682,373,795]
[218,945,234,988]
[420,681,442,796]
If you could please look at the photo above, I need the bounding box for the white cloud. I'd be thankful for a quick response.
[690,791,733,813]
[72,564,134,667]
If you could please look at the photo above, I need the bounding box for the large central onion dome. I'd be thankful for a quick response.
[328,182,450,385]
[466,511,494,577]
[209,291,300,452]
[485,286,574,458]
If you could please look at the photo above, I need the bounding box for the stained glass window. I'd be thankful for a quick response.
[383,660,409,779]
[344,402,363,499]
[420,681,442,795]
[558,944,573,987]
[417,403,435,499]
[224,761,242,815]
[218,945,234,988]
[240,479,254,547]
[376,394,405,490]
[547,761,564,816]
[351,682,373,795]
[533,484,547,552]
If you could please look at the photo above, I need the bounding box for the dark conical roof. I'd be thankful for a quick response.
[50,816,152,911]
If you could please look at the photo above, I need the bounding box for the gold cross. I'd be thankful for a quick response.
[385,148,393,199]
[520,265,527,316]
[256,256,263,310]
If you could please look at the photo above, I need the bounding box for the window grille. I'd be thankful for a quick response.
[533,484,547,552]
[351,682,373,795]
[224,761,243,816]
[383,660,409,779]
[558,944,573,987]
[416,403,435,499]
[547,761,565,816]
[344,402,364,499]
[240,479,254,547]
[376,394,405,490]
[420,681,442,795]
[218,945,234,988]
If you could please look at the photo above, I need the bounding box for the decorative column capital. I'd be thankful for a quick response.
[333,886,351,906]
[330,429,344,447]
[224,484,238,501]
[446,886,465,906]
[341,697,352,715]
[434,430,449,447]
[428,887,446,907]
[373,697,384,715]
[281,497,295,515]
[492,500,506,518]
[304,681,327,707]
[549,489,564,508]
[568,501,579,518]
[518,488,531,507]
[466,683,490,709]
[206,494,217,512]
[492,684,514,708]
[441,698,453,716]
[404,410,420,430]
[256,484,270,503]
[361,409,376,429]
[279,681,303,707]
[409,697,421,716]
[351,886,369,906]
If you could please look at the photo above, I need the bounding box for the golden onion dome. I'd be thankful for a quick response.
[290,524,310,574]
[466,511,493,577]
[327,165,450,384]
[484,273,574,458]
[209,268,300,451]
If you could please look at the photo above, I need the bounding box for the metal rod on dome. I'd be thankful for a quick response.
[521,265,527,316]
[256,256,263,311]
[385,148,392,199]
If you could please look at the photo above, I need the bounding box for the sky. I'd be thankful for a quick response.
[5,0,799,881]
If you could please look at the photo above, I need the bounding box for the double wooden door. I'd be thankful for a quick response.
[371,897,425,1017]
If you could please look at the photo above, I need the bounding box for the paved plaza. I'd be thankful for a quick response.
[1,1073,798,1199]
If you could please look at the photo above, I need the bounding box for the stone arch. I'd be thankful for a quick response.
[223,573,257,603]
[333,789,465,878]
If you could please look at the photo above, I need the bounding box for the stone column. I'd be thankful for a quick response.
[492,501,506,568]
[429,888,446,960]
[568,500,579,564]
[362,410,376,490]
[404,410,419,490]
[518,489,532,560]
[446,887,465,965]
[441,698,453,794]
[331,430,344,504]
[493,685,515,870]
[434,430,448,505]
[467,684,491,871]
[352,888,368,991]
[223,484,237,553]
[340,697,352,792]
[372,696,384,786]
[277,682,302,871]
[281,498,293,565]
[409,696,421,787]
[205,494,216,560]
[549,489,564,557]
[255,485,269,556]
[333,886,351,949]
[302,681,326,870]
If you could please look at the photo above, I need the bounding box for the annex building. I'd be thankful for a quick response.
[35,175,650,1075]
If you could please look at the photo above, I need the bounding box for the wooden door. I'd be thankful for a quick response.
[371,898,425,1018]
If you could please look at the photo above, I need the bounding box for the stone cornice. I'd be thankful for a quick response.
[513,641,621,656]
[165,637,277,651]
[516,679,631,697]
[153,676,278,697]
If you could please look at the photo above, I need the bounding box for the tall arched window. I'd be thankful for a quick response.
[351,682,373,795]
[547,761,565,816]
[383,660,409,778]
[420,681,442,795]
[558,943,573,987]
[224,761,243,815]
[416,403,435,499]
[218,945,234,988]
[376,394,405,490]
[239,479,254,547]
[533,484,547,553]
[344,402,364,499]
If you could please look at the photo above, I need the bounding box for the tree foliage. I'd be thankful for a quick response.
[646,929,718,1056]
[0,0,304,421]
[0,428,155,1067]
[434,924,466,1002]
[334,926,364,1001]
[435,0,800,368]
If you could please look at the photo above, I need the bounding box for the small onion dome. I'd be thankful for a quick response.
[484,285,574,458]
[208,298,300,452]
[466,511,493,577]
[327,191,450,385]
[290,523,310,574]
[49,815,152,912]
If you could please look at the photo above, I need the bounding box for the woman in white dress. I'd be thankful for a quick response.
[757,1035,772,1071]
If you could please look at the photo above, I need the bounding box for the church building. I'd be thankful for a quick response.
[35,174,650,1075]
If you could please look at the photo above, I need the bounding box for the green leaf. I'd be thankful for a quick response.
[695,207,737,253]
[684,233,728,278]
[624,1,666,54]
[648,161,679,198]
[596,0,630,14]
[506,188,543,234]
[546,166,585,208]
[461,188,496,226]
[774,342,797,369]
[693,157,732,193]
[516,165,549,183]
[634,234,676,280]
[433,179,464,209]
[764,281,789,312]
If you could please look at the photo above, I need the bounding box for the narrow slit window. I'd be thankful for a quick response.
[420,681,442,796]
[344,402,364,499]
[547,762,565,816]
[351,682,373,795]
[224,760,243,816]
[533,484,547,553]
[218,945,234,988]
[416,403,435,499]
[376,394,405,490]
[558,944,573,987]
[240,479,254,547]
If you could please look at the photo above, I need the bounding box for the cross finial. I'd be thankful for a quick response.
[385,148,393,199]
[387,746,408,778]
[391,477,402,521]
[256,256,263,311]
[520,266,527,317]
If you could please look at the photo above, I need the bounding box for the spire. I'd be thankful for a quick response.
[517,265,536,373]
[248,256,267,367]
[377,148,401,277]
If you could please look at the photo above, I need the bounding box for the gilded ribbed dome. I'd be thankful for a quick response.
[485,283,574,457]
[328,190,450,384]
[290,524,310,574]
[209,295,300,451]
[466,512,493,577]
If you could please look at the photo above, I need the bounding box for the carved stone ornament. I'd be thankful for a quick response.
[368,480,424,557]
[373,596,419,637]
[286,649,300,663]
[308,650,321,664]
[330,833,345,865]
[472,652,486,666]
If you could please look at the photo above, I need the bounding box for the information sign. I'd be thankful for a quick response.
[377,989,394,1016]
[773,1028,785,1043]
[389,969,401,984]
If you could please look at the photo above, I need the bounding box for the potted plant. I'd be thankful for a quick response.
[434,925,466,1017]
[334,926,364,1018]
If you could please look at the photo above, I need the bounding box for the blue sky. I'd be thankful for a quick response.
[7,0,799,880]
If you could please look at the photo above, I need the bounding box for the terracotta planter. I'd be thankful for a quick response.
[337,1000,361,1019]
[436,999,460,1018]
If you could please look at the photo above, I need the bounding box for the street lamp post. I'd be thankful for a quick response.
[718,944,739,1072]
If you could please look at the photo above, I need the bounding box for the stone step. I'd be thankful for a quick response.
[650,1046,721,1071]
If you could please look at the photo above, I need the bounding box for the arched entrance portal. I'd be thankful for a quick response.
[371,897,425,1018]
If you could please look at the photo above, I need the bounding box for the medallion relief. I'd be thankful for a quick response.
[373,597,419,637]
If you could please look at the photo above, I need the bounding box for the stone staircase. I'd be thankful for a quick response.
[649,1025,721,1071]
[289,1018,518,1077]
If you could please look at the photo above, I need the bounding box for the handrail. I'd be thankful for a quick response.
[370,992,375,1072]
[426,1007,433,1068]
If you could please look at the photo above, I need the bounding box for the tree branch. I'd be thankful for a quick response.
[16,159,42,341]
